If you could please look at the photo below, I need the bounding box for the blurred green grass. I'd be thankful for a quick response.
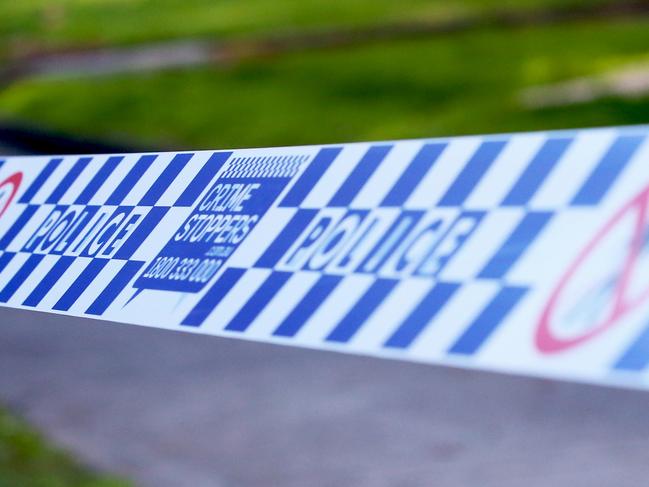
[0,407,131,487]
[0,0,607,50]
[1,16,647,149]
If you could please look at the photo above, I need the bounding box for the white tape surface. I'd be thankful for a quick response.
[2,126,649,389]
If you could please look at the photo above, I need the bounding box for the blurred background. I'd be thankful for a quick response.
[2,0,649,151]
[2,1,649,486]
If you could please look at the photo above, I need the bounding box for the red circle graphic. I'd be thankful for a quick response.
[536,183,649,353]
[0,172,22,219]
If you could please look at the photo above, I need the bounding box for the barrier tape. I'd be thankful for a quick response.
[3,126,649,389]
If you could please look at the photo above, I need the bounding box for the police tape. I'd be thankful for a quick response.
[3,126,649,389]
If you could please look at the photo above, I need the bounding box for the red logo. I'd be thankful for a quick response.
[537,183,649,353]
[0,172,22,220]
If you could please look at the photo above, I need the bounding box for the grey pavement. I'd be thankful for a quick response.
[2,307,649,487]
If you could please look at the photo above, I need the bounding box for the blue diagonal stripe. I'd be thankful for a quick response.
[0,205,38,251]
[0,254,45,303]
[75,156,123,204]
[46,157,91,204]
[501,137,572,206]
[329,145,392,206]
[0,252,15,273]
[19,158,62,203]
[225,272,292,332]
[182,268,246,327]
[381,143,446,207]
[326,278,398,343]
[114,207,169,260]
[571,134,645,206]
[106,154,157,205]
[139,153,193,206]
[86,261,145,315]
[280,147,341,207]
[614,324,649,371]
[384,282,460,349]
[175,152,232,206]
[438,140,506,206]
[23,256,75,307]
[448,286,527,355]
[273,275,343,337]
[255,209,317,268]
[478,212,553,279]
[53,259,108,311]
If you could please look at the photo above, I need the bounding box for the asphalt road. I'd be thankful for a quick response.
[1,307,649,487]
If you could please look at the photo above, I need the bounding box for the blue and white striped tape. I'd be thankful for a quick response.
[2,126,649,389]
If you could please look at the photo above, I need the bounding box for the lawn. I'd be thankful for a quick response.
[1,16,648,149]
[0,0,608,51]
[0,406,131,487]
